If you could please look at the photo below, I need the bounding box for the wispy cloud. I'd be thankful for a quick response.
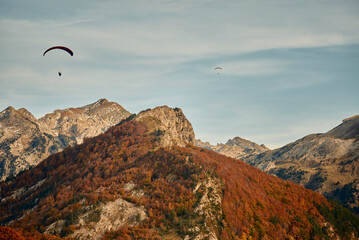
[217,59,286,76]
[0,0,358,147]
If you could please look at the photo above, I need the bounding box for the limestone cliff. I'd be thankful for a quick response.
[134,106,195,147]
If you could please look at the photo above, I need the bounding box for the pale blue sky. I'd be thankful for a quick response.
[1,0,358,149]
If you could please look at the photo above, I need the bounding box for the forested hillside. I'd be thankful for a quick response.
[1,110,358,239]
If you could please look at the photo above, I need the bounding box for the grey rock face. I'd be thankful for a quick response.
[135,106,195,147]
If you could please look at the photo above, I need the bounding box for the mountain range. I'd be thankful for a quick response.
[199,115,359,214]
[246,115,359,214]
[1,105,358,239]
[0,100,358,239]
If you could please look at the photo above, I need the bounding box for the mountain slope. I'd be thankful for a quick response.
[1,107,358,240]
[0,99,131,181]
[245,115,359,214]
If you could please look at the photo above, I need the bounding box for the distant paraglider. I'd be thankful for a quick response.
[214,66,222,75]
[43,46,73,76]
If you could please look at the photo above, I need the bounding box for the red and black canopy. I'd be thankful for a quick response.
[43,46,73,56]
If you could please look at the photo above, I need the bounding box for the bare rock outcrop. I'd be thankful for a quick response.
[44,197,147,240]
[70,198,147,240]
[135,106,195,147]
[38,99,130,144]
[192,174,223,240]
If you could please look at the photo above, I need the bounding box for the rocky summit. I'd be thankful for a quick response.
[196,136,269,160]
[135,106,195,147]
[245,115,359,214]
[0,99,131,181]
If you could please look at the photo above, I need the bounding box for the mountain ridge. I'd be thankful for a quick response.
[1,107,358,239]
[244,115,359,214]
[195,136,269,160]
[0,99,131,181]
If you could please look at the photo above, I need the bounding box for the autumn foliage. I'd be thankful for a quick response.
[1,120,358,239]
[0,227,26,240]
[0,226,62,240]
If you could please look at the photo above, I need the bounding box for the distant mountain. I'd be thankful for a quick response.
[196,136,269,159]
[1,106,358,240]
[0,99,131,181]
[245,115,359,214]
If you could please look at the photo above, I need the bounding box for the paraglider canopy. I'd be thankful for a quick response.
[43,46,73,56]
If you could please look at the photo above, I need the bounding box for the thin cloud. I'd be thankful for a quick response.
[0,1,358,148]
[218,59,286,76]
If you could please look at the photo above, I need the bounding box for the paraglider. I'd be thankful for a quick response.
[214,66,222,74]
[43,46,73,76]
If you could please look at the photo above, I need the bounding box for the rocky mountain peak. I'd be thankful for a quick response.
[226,136,269,151]
[96,98,109,104]
[196,136,269,160]
[79,98,109,111]
[135,106,195,147]
[0,106,17,119]
[17,108,37,122]
[0,99,132,181]
[2,106,16,113]
[342,115,359,123]
[0,106,37,129]
[37,99,131,142]
[326,114,359,140]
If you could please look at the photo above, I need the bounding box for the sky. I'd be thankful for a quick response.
[1,0,359,149]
